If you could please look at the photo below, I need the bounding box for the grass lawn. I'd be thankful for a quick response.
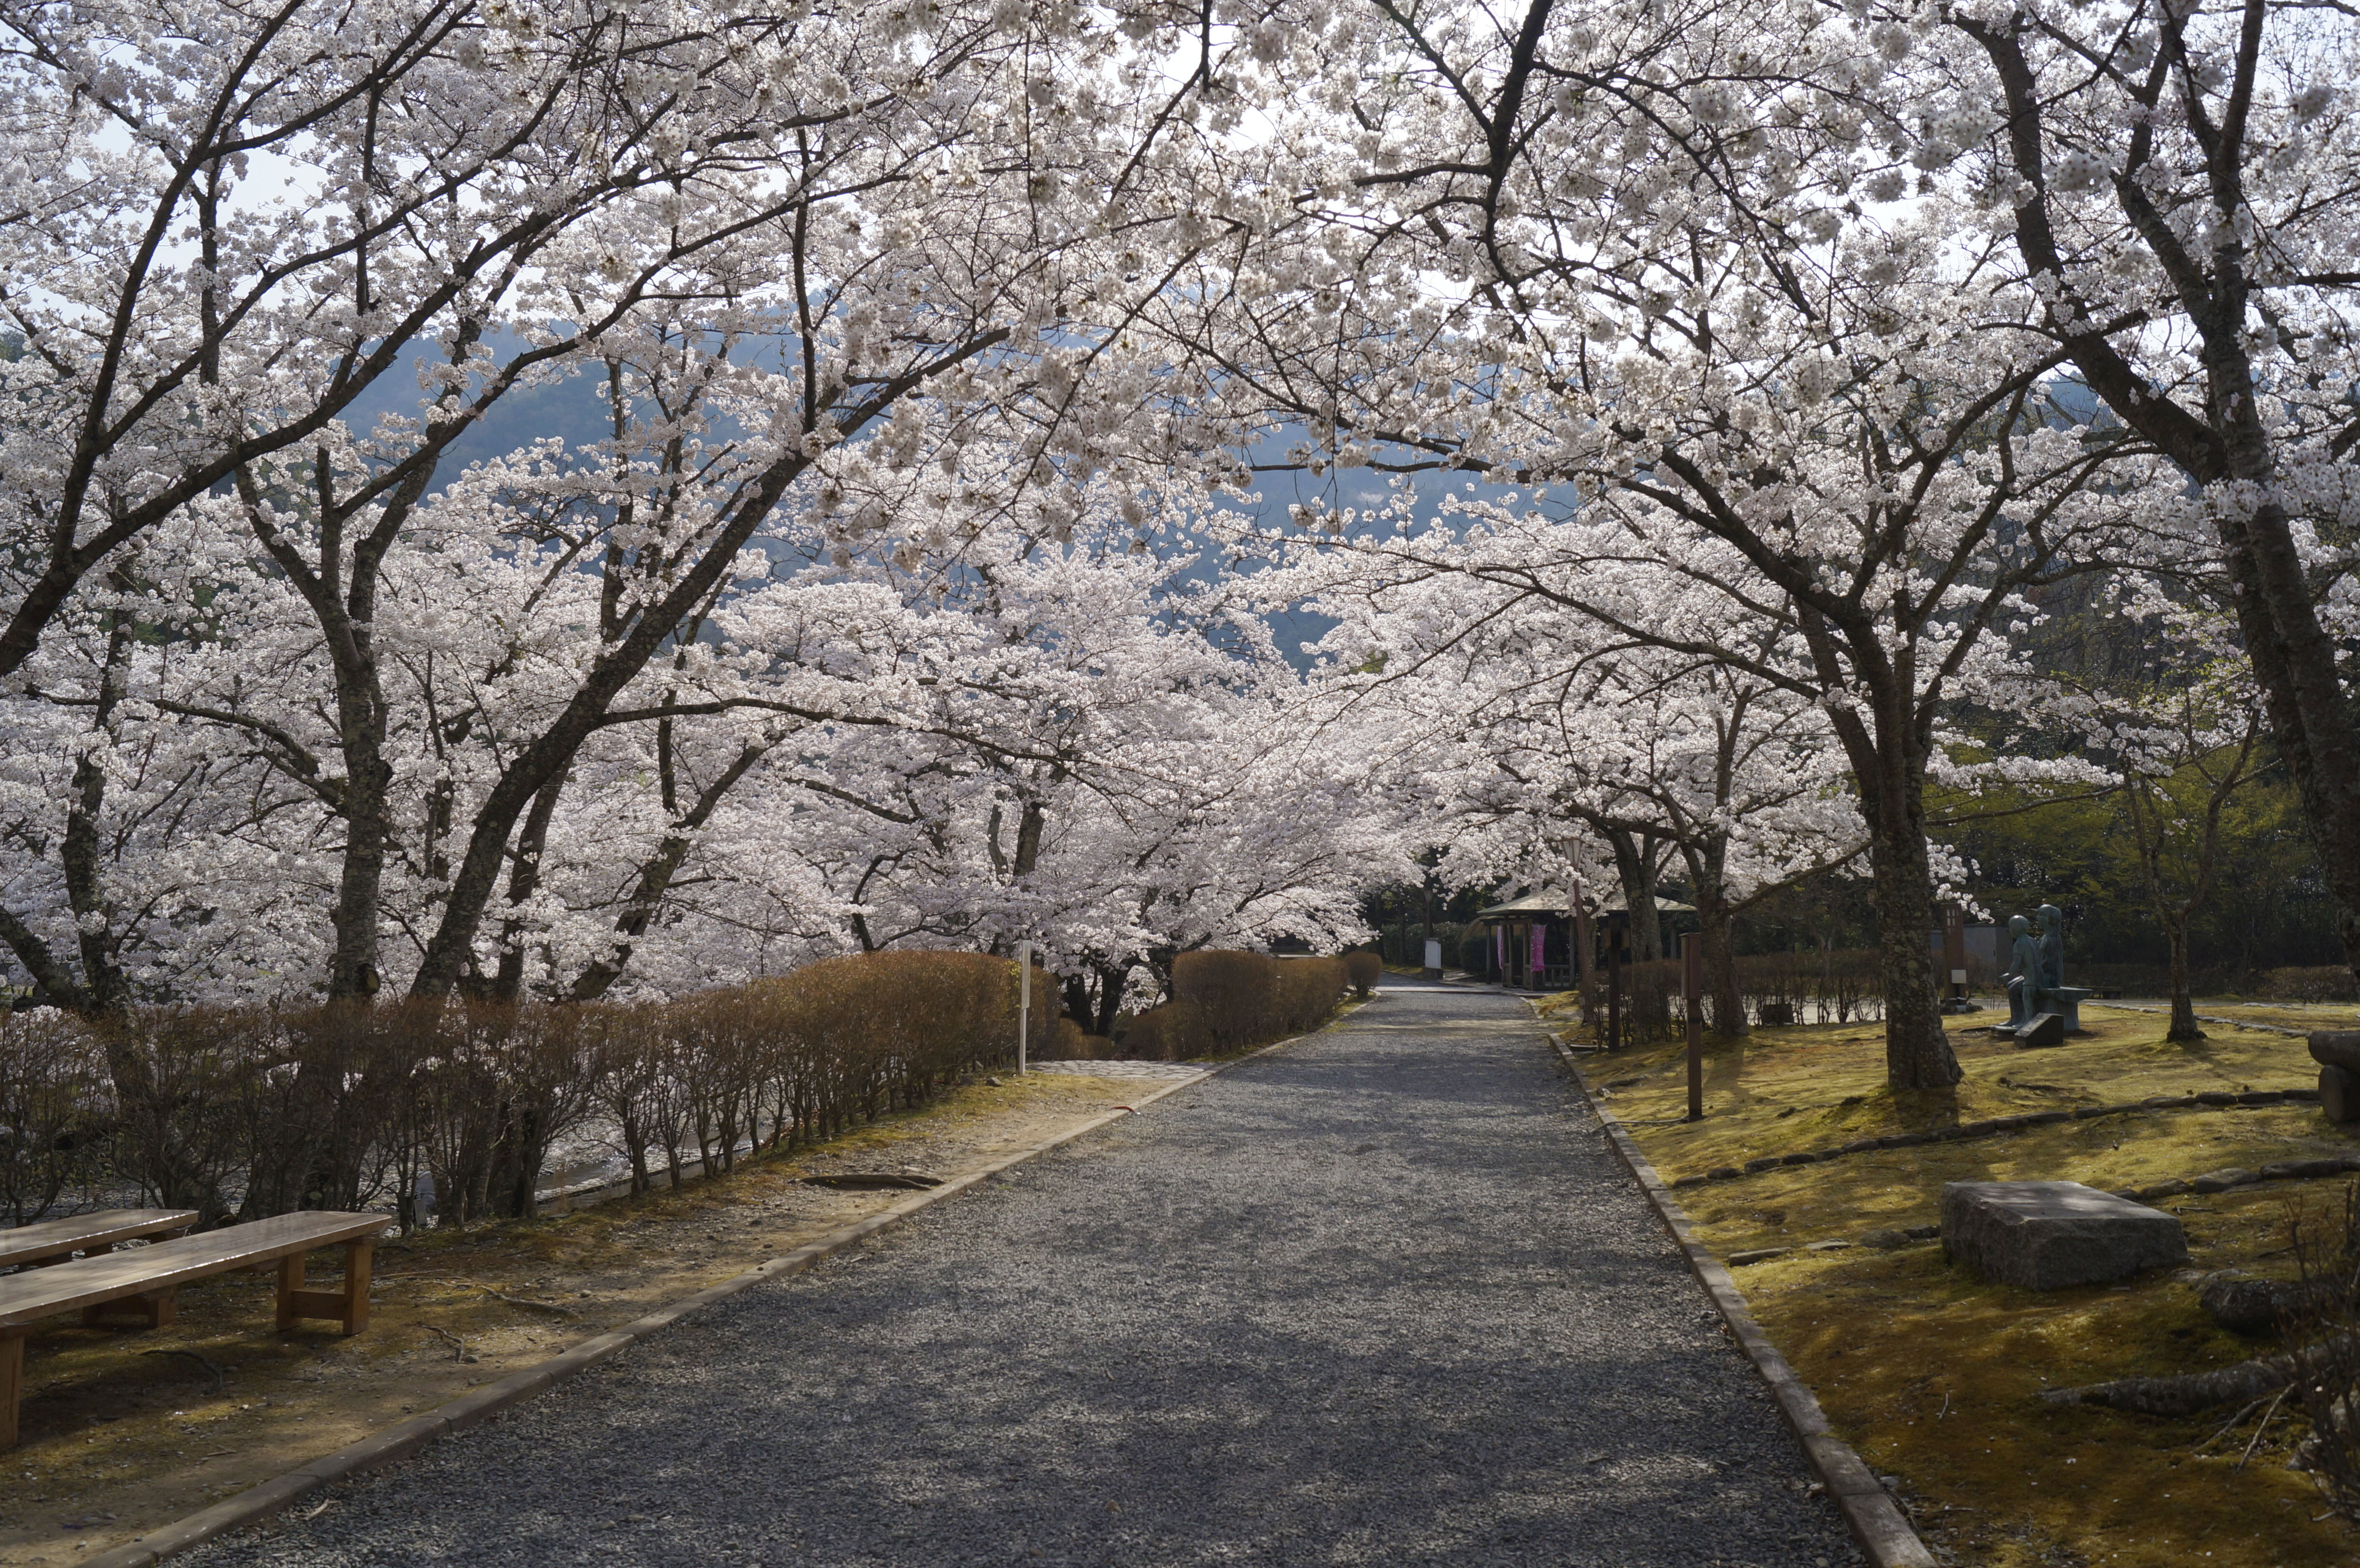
[1543,998,2359,1568]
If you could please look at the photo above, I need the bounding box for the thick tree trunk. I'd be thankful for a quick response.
[2165,923,2205,1041]
[1092,962,1131,1036]
[1866,813,1962,1089]
[1702,899,1745,1041]
[1609,830,1663,963]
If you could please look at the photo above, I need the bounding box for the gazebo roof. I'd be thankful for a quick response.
[1473,887,1696,919]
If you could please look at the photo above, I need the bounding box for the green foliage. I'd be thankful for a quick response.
[1935,757,2338,980]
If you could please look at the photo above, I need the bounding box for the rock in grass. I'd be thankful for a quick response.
[1727,1247,1790,1267]
[2199,1273,2317,1338]
[1859,1228,1913,1250]
[2310,1030,2360,1075]
[1744,1156,1782,1173]
[1706,1166,1741,1181]
[1940,1180,2187,1290]
[2189,1167,2259,1194]
[2016,1013,2067,1048]
[2133,1179,2191,1201]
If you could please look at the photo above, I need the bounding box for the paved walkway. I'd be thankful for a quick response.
[194,985,1857,1568]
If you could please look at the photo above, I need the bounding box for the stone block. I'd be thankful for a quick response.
[2034,986,2092,1030]
[2322,1062,2360,1125]
[2311,1031,2360,1075]
[2016,1013,2066,1048]
[1940,1180,2187,1290]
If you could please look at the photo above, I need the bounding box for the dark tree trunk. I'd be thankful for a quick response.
[2165,924,2204,1042]
[1864,809,1962,1089]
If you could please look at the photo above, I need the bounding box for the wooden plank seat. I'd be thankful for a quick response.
[0,1210,386,1449]
[0,1209,198,1272]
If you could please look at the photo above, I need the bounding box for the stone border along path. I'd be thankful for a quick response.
[154,982,1861,1568]
[1660,1085,2322,1190]
[2085,1002,2315,1038]
[1028,1059,1210,1081]
[1541,1029,1935,1568]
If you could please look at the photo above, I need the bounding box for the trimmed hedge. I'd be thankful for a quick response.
[1119,952,1350,1061]
[0,950,1050,1232]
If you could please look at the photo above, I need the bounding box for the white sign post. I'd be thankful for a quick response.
[1017,940,1031,1076]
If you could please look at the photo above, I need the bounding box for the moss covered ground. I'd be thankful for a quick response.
[1547,999,2359,1567]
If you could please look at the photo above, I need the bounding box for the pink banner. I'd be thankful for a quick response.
[1530,923,1546,975]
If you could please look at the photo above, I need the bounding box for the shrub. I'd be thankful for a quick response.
[2259,965,2360,1004]
[0,1009,108,1225]
[1275,957,1349,1032]
[1345,950,1383,998]
[15,946,1130,1232]
[1123,951,1349,1059]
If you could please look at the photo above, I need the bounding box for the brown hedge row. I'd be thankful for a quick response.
[0,951,1051,1232]
[1118,952,1351,1061]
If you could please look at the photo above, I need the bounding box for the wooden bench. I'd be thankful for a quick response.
[0,1210,387,1448]
[0,1209,198,1273]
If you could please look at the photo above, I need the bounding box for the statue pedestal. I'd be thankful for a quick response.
[1998,987,2091,1037]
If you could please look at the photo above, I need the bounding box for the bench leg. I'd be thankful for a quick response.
[275,1254,305,1331]
[80,1287,175,1330]
[340,1238,371,1335]
[277,1245,370,1335]
[0,1330,22,1451]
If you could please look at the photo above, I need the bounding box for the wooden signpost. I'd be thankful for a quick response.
[1683,930,1705,1122]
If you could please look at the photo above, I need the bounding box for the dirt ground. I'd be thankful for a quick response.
[0,1069,1150,1565]
[1553,999,2360,1568]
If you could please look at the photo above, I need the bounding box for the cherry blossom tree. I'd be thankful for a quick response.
[1917,0,2360,986]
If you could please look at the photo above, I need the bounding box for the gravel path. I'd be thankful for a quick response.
[191,984,1859,1568]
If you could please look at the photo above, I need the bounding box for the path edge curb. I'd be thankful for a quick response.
[1540,1025,1937,1568]
[82,1035,1304,1568]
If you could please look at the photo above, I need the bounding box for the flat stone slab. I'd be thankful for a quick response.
[1941,1180,2187,1290]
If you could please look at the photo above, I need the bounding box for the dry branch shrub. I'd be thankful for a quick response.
[745,950,1034,1147]
[1127,952,1348,1058]
[25,947,1133,1231]
[0,1009,108,1224]
[91,1007,261,1222]
[2261,966,2360,1004]
[2287,1184,2360,1515]
[1345,951,1383,998]
[1172,950,1272,1054]
[1275,957,1348,1033]
[401,1002,599,1224]
[1119,1003,1197,1061]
